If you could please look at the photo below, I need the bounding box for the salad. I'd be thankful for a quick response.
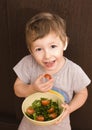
[25,98,63,121]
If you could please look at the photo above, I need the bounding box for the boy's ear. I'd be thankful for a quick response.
[63,37,68,51]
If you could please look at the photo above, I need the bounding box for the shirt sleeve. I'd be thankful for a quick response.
[13,55,32,84]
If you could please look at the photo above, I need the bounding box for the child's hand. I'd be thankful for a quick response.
[55,103,71,124]
[31,74,54,92]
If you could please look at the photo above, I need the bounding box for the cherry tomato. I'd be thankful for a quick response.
[47,107,54,113]
[36,115,45,121]
[26,107,35,115]
[49,113,57,119]
[44,74,52,80]
[41,99,50,106]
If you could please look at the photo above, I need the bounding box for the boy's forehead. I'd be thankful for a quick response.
[32,33,61,45]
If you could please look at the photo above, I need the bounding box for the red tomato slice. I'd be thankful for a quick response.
[26,107,35,115]
[41,99,50,106]
[49,113,57,119]
[47,107,54,113]
[36,115,45,121]
[44,74,52,80]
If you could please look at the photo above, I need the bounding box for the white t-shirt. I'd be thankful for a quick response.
[13,55,91,130]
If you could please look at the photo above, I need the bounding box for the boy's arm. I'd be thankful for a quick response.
[56,87,88,124]
[14,77,36,97]
[69,87,88,113]
[14,76,54,98]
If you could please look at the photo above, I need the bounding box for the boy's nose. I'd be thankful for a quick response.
[44,50,51,59]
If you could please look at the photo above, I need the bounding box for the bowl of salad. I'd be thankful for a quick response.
[22,92,65,126]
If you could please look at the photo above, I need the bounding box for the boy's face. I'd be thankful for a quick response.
[31,32,66,74]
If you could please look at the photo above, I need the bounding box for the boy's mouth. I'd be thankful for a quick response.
[44,60,56,68]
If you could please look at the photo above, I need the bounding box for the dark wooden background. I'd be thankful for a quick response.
[0,0,92,130]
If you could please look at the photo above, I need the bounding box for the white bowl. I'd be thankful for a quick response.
[22,91,65,126]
